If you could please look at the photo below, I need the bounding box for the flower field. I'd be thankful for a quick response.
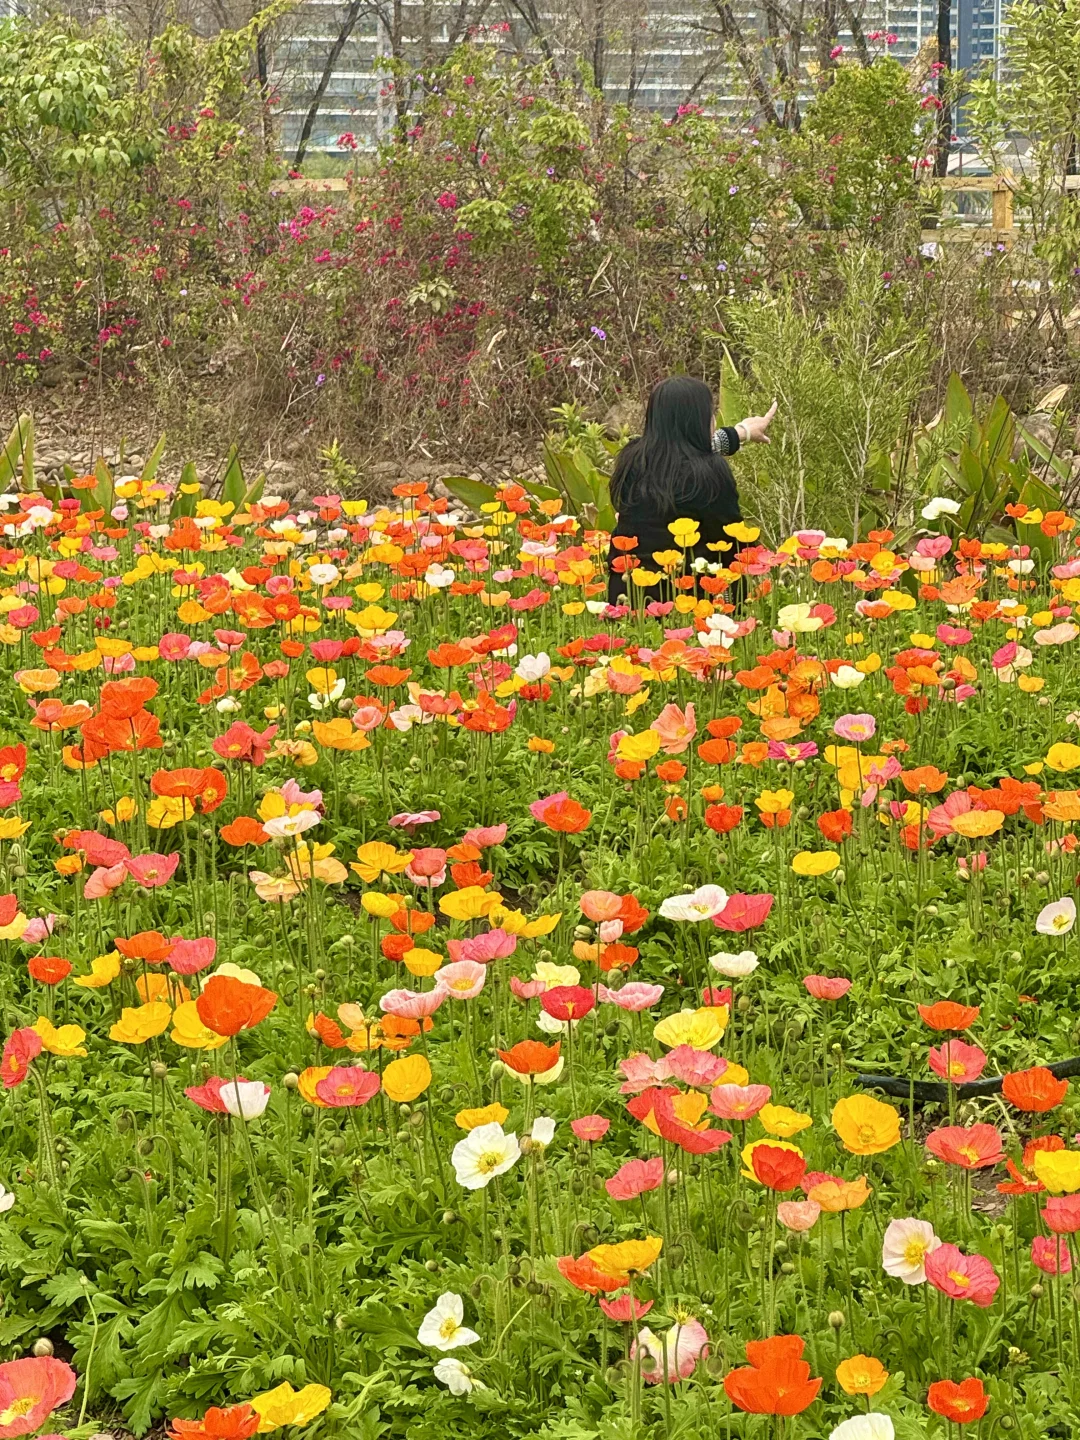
[4,468,1080,1440]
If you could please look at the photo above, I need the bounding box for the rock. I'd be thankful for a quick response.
[370,460,398,479]
[603,399,641,435]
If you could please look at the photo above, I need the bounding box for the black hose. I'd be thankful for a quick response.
[853,1056,1080,1104]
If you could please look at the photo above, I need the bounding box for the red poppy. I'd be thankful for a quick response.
[539,985,596,1022]
[724,1335,822,1415]
[2,1027,42,1088]
[98,676,159,719]
[168,1405,261,1440]
[1001,1066,1068,1113]
[599,1293,654,1321]
[926,1377,988,1425]
[817,808,853,843]
[751,1144,808,1192]
[27,956,71,986]
[195,975,278,1037]
[918,1001,980,1031]
[713,892,774,933]
[151,767,228,813]
[556,1254,623,1294]
[704,803,743,834]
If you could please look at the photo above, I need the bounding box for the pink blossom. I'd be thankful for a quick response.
[447,928,517,964]
[657,1045,727,1089]
[777,1200,822,1232]
[378,988,447,1018]
[600,982,665,1012]
[632,1316,708,1383]
[434,960,486,999]
[168,936,217,975]
[925,1243,1000,1306]
[405,847,447,888]
[21,915,58,944]
[83,862,128,899]
[1031,1235,1071,1275]
[709,1083,771,1120]
[607,1155,665,1199]
[390,810,441,833]
[599,1293,654,1321]
[803,974,852,1001]
[124,853,181,888]
[650,702,697,755]
[510,975,545,1000]
[462,824,507,847]
[570,1114,610,1142]
[618,1052,665,1093]
[580,890,623,922]
[833,712,877,742]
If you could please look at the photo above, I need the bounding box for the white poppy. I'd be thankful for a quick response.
[659,885,729,923]
[1036,897,1076,936]
[262,810,321,839]
[308,563,340,586]
[417,1293,479,1351]
[220,1080,270,1121]
[0,1184,15,1214]
[709,949,758,977]
[921,496,961,520]
[830,1417,895,1440]
[881,1216,941,1284]
[433,1357,485,1394]
[515,653,551,683]
[831,665,867,689]
[529,1117,556,1147]
[451,1122,521,1189]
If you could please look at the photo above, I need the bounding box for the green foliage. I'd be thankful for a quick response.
[793,59,929,235]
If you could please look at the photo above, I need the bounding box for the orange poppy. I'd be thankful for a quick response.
[498,1040,562,1075]
[1002,1066,1068,1113]
[918,1000,980,1031]
[115,931,175,965]
[196,975,278,1036]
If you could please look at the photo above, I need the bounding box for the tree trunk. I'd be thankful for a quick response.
[293,0,366,165]
[934,0,952,176]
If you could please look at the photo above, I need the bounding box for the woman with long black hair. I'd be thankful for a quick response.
[606,376,776,606]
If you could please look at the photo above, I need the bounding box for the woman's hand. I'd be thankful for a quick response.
[736,401,778,445]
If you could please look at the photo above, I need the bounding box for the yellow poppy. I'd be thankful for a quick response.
[351,842,415,882]
[250,1382,332,1433]
[831,1094,902,1156]
[109,1001,173,1045]
[653,1007,728,1051]
[33,1016,87,1058]
[586,1236,663,1279]
[456,1103,510,1131]
[759,1104,812,1138]
[74,953,121,988]
[170,1001,229,1051]
[791,850,841,877]
[382,1053,432,1103]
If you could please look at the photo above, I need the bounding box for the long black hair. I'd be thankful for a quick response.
[610,376,732,513]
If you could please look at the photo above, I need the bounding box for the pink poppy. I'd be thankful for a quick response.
[928,1039,988,1085]
[598,918,625,943]
[936,623,972,646]
[124,852,181,888]
[658,1045,727,1089]
[925,1244,1000,1307]
[434,960,487,1000]
[709,1083,771,1121]
[803,975,851,1001]
[158,632,192,661]
[405,847,447,888]
[777,1200,822,1232]
[185,1076,241,1113]
[168,936,217,975]
[600,982,665,1012]
[21,915,58,944]
[389,810,441,833]
[378,988,446,1019]
[599,1293,654,1322]
[448,928,517,964]
[352,705,386,732]
[1031,1235,1071,1276]
[606,1155,665,1200]
[510,975,545,1001]
[580,890,624,922]
[83,862,128,899]
[0,1357,77,1437]
[618,1053,666,1093]
[462,824,507,847]
[632,1316,708,1383]
[650,702,697,755]
[833,713,877,743]
[64,831,130,866]
[713,892,774,932]
[957,852,989,876]
[1045,1195,1080,1232]
[315,1066,381,1107]
[571,1114,611,1142]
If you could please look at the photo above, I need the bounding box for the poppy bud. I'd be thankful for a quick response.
[32,1338,53,1357]
[424,1259,439,1273]
[150,1061,168,1079]
[283,1072,299,1090]
[828,1311,846,1329]
[326,1136,345,1156]
[781,1262,795,1274]
[138,1137,155,1156]
[1030,1283,1044,1300]
[1037,871,1050,885]
[489,1060,506,1080]
[442,1210,458,1225]
[1000,1419,1015,1431]
[639,1353,658,1374]
[737,995,751,1013]
[314,968,326,981]
[833,868,845,883]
